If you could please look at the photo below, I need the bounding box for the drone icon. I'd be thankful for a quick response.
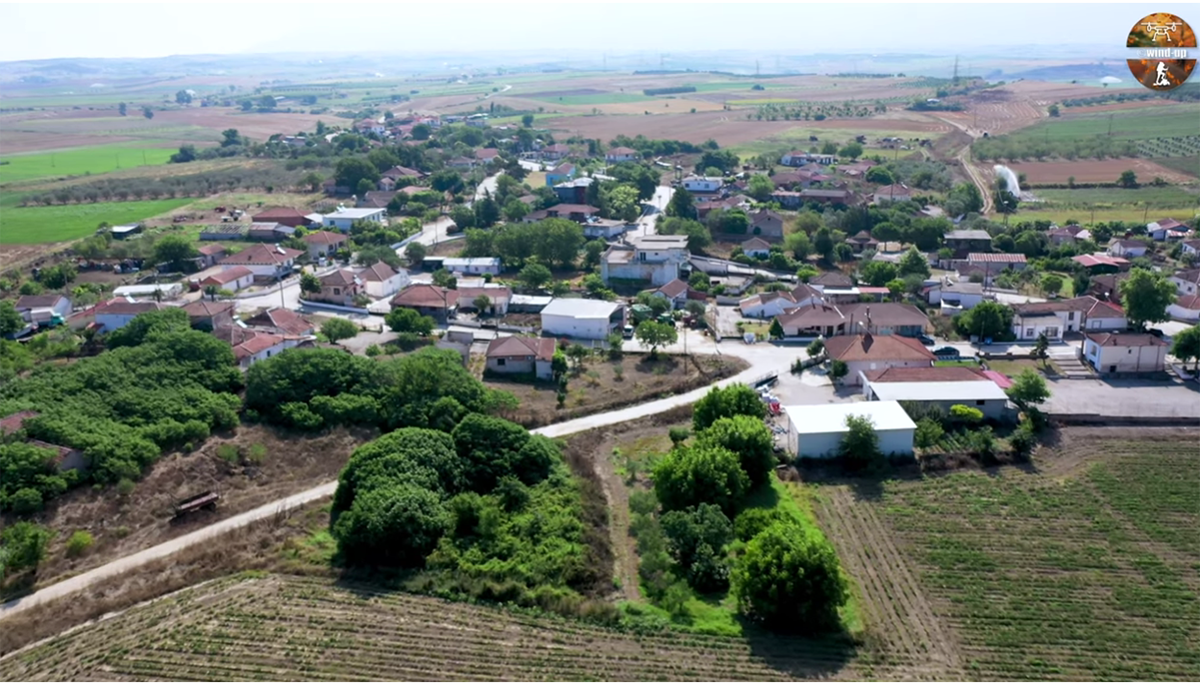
[1141,21,1182,41]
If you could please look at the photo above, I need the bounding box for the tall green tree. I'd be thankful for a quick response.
[1006,368,1050,410]
[732,521,848,632]
[747,174,775,202]
[321,318,359,345]
[385,308,436,335]
[697,415,776,486]
[518,262,552,291]
[666,187,696,219]
[533,218,585,269]
[153,234,198,272]
[653,444,750,517]
[334,157,381,190]
[692,384,765,431]
[1119,268,1175,330]
[897,246,930,278]
[1170,325,1200,374]
[0,522,53,578]
[0,301,26,336]
[956,300,1013,340]
[634,320,678,359]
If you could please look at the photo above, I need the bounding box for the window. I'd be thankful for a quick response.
[333,287,340,295]
[1068,311,1075,321]
[976,400,985,406]
[1046,327,1059,338]
[1025,328,1034,337]
[497,358,506,366]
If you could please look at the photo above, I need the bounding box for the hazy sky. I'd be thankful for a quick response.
[0,3,1193,62]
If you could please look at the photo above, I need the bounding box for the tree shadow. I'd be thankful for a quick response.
[741,618,859,679]
[634,354,680,373]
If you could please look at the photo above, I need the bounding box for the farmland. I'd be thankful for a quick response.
[1016,185,1199,225]
[0,197,193,244]
[0,143,178,183]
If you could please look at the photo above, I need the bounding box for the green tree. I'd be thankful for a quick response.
[732,521,848,632]
[914,417,944,448]
[1047,104,1060,117]
[332,484,449,567]
[602,184,641,222]
[698,414,776,486]
[518,262,552,291]
[1033,332,1050,366]
[666,187,696,219]
[860,260,898,286]
[0,301,24,336]
[106,308,191,349]
[411,123,431,140]
[355,244,402,269]
[653,443,750,517]
[838,142,863,159]
[321,318,359,345]
[153,234,198,272]
[535,218,585,268]
[300,271,322,295]
[565,343,589,370]
[807,338,824,358]
[118,102,127,116]
[551,348,568,384]
[583,239,606,270]
[784,231,811,261]
[768,318,784,340]
[1119,268,1175,330]
[1171,325,1200,374]
[405,241,427,266]
[432,268,457,289]
[1040,273,1065,296]
[886,278,905,300]
[820,141,838,155]
[956,300,1013,340]
[660,503,733,592]
[747,174,775,202]
[658,216,711,253]
[521,113,535,128]
[813,227,835,264]
[864,166,895,184]
[1117,170,1138,188]
[692,384,766,431]
[1006,368,1050,411]
[635,320,678,359]
[840,414,883,470]
[334,157,381,191]
[473,195,501,228]
[142,106,154,119]
[385,308,435,335]
[829,359,848,382]
[0,521,52,578]
[897,246,930,278]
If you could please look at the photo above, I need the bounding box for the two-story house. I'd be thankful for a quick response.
[322,206,386,232]
[1010,296,1127,341]
[545,162,577,186]
[312,269,362,306]
[358,262,410,299]
[601,234,689,286]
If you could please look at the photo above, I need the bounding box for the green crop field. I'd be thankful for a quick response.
[873,436,1200,680]
[1016,205,1197,225]
[1010,104,1200,143]
[0,198,193,244]
[0,143,177,183]
[524,92,653,105]
[1034,186,1200,208]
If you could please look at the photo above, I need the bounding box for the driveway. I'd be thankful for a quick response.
[1044,376,1200,418]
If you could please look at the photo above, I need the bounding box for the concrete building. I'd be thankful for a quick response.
[15,295,71,322]
[741,236,772,258]
[1168,294,1200,321]
[301,231,349,260]
[605,146,640,163]
[458,285,511,316]
[443,258,502,276]
[681,175,724,193]
[1010,296,1127,341]
[784,401,915,458]
[358,262,410,299]
[1082,332,1169,374]
[313,269,362,306]
[485,336,556,379]
[112,283,183,300]
[925,280,986,311]
[862,366,1010,421]
[322,206,386,232]
[1107,239,1149,259]
[602,234,689,286]
[390,284,458,323]
[95,301,164,332]
[540,298,625,339]
[197,266,254,292]
[219,244,303,279]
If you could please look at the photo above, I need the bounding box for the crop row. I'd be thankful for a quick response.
[1137,135,1200,158]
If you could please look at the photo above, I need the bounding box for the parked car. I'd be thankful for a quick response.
[622,324,635,339]
[918,334,935,346]
[932,346,961,359]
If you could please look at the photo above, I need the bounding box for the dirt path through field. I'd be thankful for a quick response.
[586,433,641,602]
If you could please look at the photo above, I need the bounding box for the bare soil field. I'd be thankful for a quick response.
[1000,157,1195,184]
[1,424,375,592]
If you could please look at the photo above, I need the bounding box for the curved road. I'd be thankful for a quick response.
[934,114,994,215]
[0,350,772,621]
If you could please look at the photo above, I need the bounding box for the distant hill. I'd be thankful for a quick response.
[1004,63,1128,82]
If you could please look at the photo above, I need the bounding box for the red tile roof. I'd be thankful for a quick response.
[246,308,314,336]
[1073,254,1128,268]
[252,207,307,221]
[824,334,936,362]
[486,336,556,361]
[655,279,689,298]
[199,266,253,286]
[100,301,164,316]
[198,244,227,256]
[741,237,772,251]
[980,370,1013,389]
[15,295,67,310]
[181,300,234,318]
[220,244,302,266]
[1085,332,1167,347]
[863,366,986,383]
[319,269,359,286]
[458,286,511,303]
[391,284,458,309]
[968,253,1027,263]
[358,262,399,282]
[302,230,349,245]
[233,332,286,360]
[1174,294,1200,310]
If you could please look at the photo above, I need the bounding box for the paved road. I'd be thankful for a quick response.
[629,185,674,239]
[0,333,780,623]
[474,172,502,203]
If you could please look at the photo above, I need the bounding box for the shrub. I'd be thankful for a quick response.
[66,530,94,557]
[0,522,52,577]
[116,478,136,496]
[668,427,691,445]
[652,443,750,517]
[246,443,267,465]
[1008,423,1038,459]
[733,507,786,543]
[660,503,733,592]
[692,384,765,432]
[697,415,776,487]
[914,418,944,448]
[732,521,847,632]
[216,443,240,463]
[949,404,984,425]
[839,414,883,471]
[9,487,44,514]
[332,484,449,567]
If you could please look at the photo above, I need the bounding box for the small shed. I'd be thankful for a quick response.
[783,401,915,459]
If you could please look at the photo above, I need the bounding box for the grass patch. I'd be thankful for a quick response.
[934,359,980,368]
[983,358,1060,376]
[1151,155,1200,178]
[0,198,194,244]
[1014,206,1198,225]
[1033,185,1199,207]
[1017,104,1200,142]
[0,142,177,183]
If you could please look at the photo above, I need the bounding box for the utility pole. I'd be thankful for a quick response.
[953,55,959,85]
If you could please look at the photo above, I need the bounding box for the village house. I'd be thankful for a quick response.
[1088,271,1131,301]
[799,189,856,206]
[847,231,880,254]
[247,221,296,242]
[458,285,511,316]
[322,206,386,232]
[697,194,750,218]
[551,177,594,204]
[748,209,784,240]
[540,298,625,340]
[485,336,556,380]
[354,119,386,136]
[523,204,601,224]
[197,266,254,292]
[1010,296,1127,341]
[475,148,502,164]
[197,243,227,268]
[358,262,410,299]
[312,269,362,306]
[959,252,1027,275]
[769,190,803,209]
[1170,268,1200,297]
[943,229,993,257]
[605,146,640,163]
[382,165,426,181]
[809,271,855,290]
[230,330,303,370]
[582,217,631,239]
[784,401,915,458]
[741,236,772,259]
[1168,294,1200,322]
[15,294,71,322]
[245,308,315,336]
[301,230,350,260]
[780,151,812,167]
[251,207,310,228]
[1047,225,1090,246]
[95,300,164,332]
[1072,253,1130,273]
[601,234,689,286]
[823,333,936,386]
[645,279,707,311]
[1147,217,1189,241]
[1181,239,1200,259]
[1107,239,1149,259]
[448,156,477,170]
[838,160,878,177]
[0,412,88,472]
[862,365,1011,420]
[681,175,724,193]
[545,162,577,186]
[219,244,302,280]
[443,257,502,276]
[739,284,824,319]
[181,300,234,330]
[872,184,912,204]
[925,280,987,311]
[1082,332,1169,375]
[390,284,458,323]
[358,190,397,210]
[540,143,571,161]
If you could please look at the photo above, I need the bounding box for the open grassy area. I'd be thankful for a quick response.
[983,358,1061,377]
[1013,104,1200,143]
[0,198,194,244]
[0,142,177,183]
[1014,205,1198,225]
[1033,185,1200,208]
[870,435,1200,679]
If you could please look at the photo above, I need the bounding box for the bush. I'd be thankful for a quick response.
[914,418,944,448]
[839,414,883,471]
[652,443,750,517]
[692,384,766,432]
[660,503,733,593]
[949,404,984,425]
[732,521,847,632]
[246,443,268,465]
[216,443,239,463]
[1008,423,1038,459]
[66,530,94,557]
[733,507,786,542]
[697,415,776,487]
[668,427,691,445]
[9,487,44,514]
[0,521,52,577]
[116,478,136,496]
[333,484,449,567]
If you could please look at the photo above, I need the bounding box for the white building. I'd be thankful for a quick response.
[95,301,164,332]
[602,234,689,286]
[1168,294,1200,321]
[112,283,184,300]
[1011,296,1127,341]
[925,280,986,311]
[232,332,303,370]
[540,298,625,340]
[1082,332,1169,374]
[1170,269,1200,297]
[443,258,502,276]
[322,206,387,232]
[219,244,303,279]
[358,262,410,299]
[605,146,640,163]
[864,379,1010,421]
[197,266,254,292]
[681,175,724,193]
[14,295,71,322]
[1107,239,1148,259]
[784,401,915,459]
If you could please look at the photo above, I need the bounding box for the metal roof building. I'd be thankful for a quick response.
[783,401,915,459]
